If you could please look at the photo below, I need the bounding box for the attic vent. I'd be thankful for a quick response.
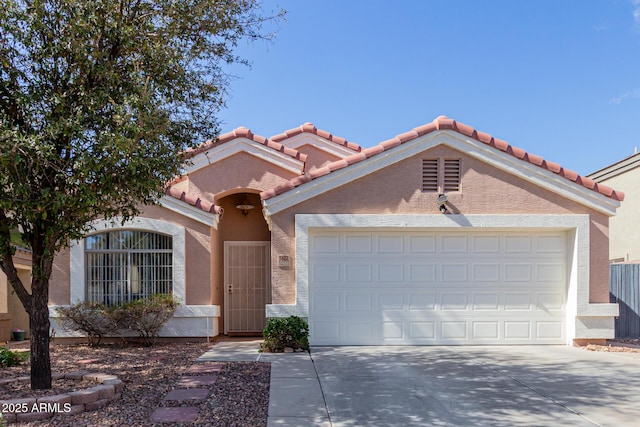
[422,159,438,192]
[443,159,461,191]
[422,158,462,193]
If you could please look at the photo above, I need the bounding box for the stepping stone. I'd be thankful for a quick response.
[184,363,223,374]
[176,375,218,387]
[150,407,199,423]
[163,388,209,401]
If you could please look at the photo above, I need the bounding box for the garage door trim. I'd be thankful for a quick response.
[266,213,594,345]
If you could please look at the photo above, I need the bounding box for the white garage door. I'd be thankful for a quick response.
[308,230,567,345]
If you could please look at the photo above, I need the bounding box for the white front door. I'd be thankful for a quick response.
[308,230,567,345]
[224,242,270,334]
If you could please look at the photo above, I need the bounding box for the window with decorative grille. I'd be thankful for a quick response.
[422,158,461,193]
[85,231,173,306]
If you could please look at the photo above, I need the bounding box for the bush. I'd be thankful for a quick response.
[118,294,178,346]
[260,316,309,353]
[56,294,177,346]
[0,347,29,368]
[55,301,118,346]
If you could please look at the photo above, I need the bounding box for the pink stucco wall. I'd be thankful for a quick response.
[187,152,300,201]
[49,204,213,307]
[269,145,611,305]
[295,143,344,172]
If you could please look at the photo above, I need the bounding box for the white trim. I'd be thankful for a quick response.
[159,195,220,228]
[185,138,304,175]
[278,133,357,159]
[262,131,620,217]
[265,214,617,345]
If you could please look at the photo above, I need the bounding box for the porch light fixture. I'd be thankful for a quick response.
[236,196,255,216]
[437,193,448,214]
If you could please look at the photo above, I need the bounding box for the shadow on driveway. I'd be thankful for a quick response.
[310,346,640,427]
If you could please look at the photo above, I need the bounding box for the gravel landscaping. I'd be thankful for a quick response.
[0,341,270,426]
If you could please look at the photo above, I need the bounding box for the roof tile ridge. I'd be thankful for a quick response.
[185,127,307,163]
[165,186,224,216]
[270,122,362,152]
[261,115,625,202]
[431,116,625,202]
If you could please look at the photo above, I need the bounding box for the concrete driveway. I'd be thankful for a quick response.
[310,346,640,427]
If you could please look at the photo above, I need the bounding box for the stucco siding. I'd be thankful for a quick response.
[295,143,343,172]
[594,167,640,262]
[269,145,612,306]
[187,151,299,201]
[50,247,71,305]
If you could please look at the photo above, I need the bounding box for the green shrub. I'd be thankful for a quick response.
[55,301,118,346]
[118,294,178,346]
[56,294,177,346]
[0,347,29,368]
[261,316,309,353]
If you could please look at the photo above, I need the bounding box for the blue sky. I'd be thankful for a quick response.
[217,0,640,176]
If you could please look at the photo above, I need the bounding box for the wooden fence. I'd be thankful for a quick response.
[610,263,640,338]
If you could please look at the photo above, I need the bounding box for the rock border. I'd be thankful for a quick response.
[0,371,123,424]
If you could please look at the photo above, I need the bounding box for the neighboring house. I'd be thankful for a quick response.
[587,152,640,263]
[49,116,623,346]
[0,247,33,341]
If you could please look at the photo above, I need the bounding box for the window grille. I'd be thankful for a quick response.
[85,231,172,306]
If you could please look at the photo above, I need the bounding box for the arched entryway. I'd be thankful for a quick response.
[216,192,271,335]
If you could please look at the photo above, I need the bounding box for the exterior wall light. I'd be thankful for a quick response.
[236,196,255,216]
[437,193,448,214]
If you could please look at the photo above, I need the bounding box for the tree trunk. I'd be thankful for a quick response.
[29,277,52,389]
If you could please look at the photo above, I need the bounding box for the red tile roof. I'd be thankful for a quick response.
[261,116,625,202]
[270,122,362,152]
[185,127,308,163]
[165,186,224,217]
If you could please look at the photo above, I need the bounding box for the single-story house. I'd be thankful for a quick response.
[587,151,640,263]
[49,116,623,346]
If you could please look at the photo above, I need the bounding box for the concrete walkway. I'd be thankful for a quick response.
[196,339,331,427]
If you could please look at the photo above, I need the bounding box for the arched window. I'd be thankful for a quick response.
[85,230,173,306]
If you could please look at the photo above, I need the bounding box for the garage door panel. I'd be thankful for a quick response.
[345,293,373,311]
[472,293,500,310]
[504,293,532,310]
[441,235,468,252]
[345,235,372,253]
[472,321,500,340]
[441,321,468,339]
[378,264,404,281]
[345,263,372,282]
[505,264,532,281]
[309,230,567,345]
[472,235,500,252]
[409,264,436,282]
[408,235,436,253]
[377,235,404,253]
[472,263,500,281]
[409,293,437,310]
[441,264,468,281]
[441,293,468,310]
